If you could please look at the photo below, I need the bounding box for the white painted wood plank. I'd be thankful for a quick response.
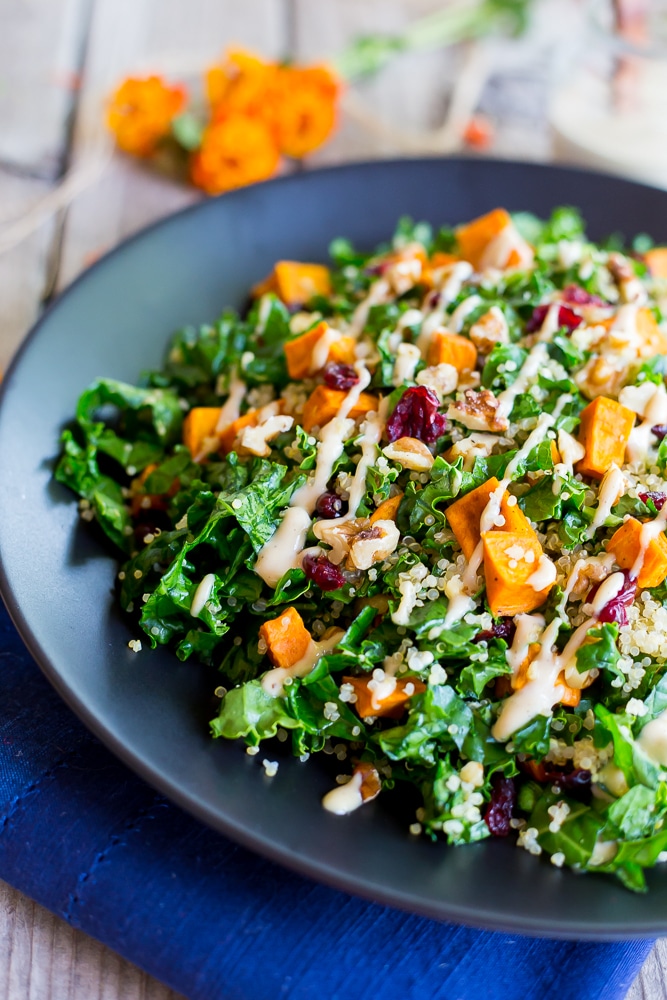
[0,881,183,1000]
[0,0,90,176]
[626,940,667,1000]
[0,171,56,372]
[56,0,290,290]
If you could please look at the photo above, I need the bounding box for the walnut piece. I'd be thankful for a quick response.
[447,388,509,433]
[415,362,458,400]
[382,436,435,472]
[468,306,509,355]
[313,516,399,570]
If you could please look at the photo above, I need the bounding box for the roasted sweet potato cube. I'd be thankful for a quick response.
[645,248,667,279]
[259,607,312,669]
[636,307,667,356]
[301,385,378,433]
[482,531,554,616]
[558,676,581,708]
[370,493,404,524]
[455,208,511,269]
[343,675,426,719]
[427,330,478,373]
[606,516,667,589]
[284,321,356,379]
[217,410,259,454]
[576,396,636,479]
[445,477,535,560]
[183,407,222,457]
[275,261,331,305]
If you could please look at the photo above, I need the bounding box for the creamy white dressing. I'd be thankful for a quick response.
[637,710,667,766]
[536,302,564,342]
[495,342,548,422]
[215,376,247,432]
[590,571,626,616]
[309,326,340,374]
[416,262,475,352]
[254,364,373,587]
[625,382,667,464]
[527,554,558,592]
[322,771,364,815]
[337,398,389,522]
[190,573,215,618]
[585,464,625,540]
[448,294,483,333]
[506,613,545,674]
[391,343,421,387]
[609,303,641,357]
[261,629,345,697]
[348,279,390,338]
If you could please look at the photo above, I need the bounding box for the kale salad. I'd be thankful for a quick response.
[57,205,667,891]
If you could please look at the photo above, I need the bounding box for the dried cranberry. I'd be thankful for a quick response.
[562,284,604,307]
[386,386,447,444]
[323,363,359,391]
[525,303,583,334]
[424,290,441,309]
[484,775,516,837]
[473,618,516,645]
[554,768,591,802]
[315,492,345,519]
[587,569,637,627]
[652,425,667,441]
[303,553,346,591]
[639,490,667,510]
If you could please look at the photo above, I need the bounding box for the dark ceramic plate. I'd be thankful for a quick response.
[2,159,667,939]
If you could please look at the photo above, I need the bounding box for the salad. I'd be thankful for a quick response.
[57,205,667,891]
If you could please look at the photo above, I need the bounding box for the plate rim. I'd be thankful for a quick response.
[2,156,667,940]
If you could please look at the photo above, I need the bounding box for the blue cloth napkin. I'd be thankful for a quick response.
[0,601,653,1000]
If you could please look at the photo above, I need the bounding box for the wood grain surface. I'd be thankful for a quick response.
[0,0,664,997]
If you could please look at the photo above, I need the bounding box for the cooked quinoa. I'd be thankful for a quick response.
[57,206,667,891]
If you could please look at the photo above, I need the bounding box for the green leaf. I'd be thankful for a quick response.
[211,680,302,745]
[171,112,204,151]
[377,685,473,765]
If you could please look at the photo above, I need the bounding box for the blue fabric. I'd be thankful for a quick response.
[0,601,654,1000]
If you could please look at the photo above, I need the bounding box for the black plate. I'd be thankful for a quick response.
[2,158,667,939]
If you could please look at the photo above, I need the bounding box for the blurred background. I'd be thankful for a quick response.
[1,1,667,997]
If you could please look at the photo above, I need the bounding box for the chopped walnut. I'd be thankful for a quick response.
[382,436,435,472]
[574,355,627,400]
[447,388,509,432]
[313,517,399,570]
[570,557,616,599]
[384,243,425,296]
[468,306,509,355]
[415,362,458,400]
[236,414,294,457]
[608,252,648,305]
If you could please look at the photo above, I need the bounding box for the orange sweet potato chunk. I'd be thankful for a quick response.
[636,306,667,356]
[445,478,535,560]
[645,248,667,279]
[301,385,377,433]
[455,208,511,269]
[427,331,478,373]
[259,607,312,669]
[252,261,331,305]
[576,396,635,480]
[343,675,426,719]
[370,493,404,524]
[284,321,356,379]
[217,410,259,454]
[275,261,331,305]
[482,531,553,616]
[606,516,667,589]
[183,407,222,457]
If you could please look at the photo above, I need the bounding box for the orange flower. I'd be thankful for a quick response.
[190,112,280,195]
[272,65,340,159]
[205,48,278,120]
[107,76,186,156]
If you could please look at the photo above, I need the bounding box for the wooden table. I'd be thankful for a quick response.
[0,0,664,996]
